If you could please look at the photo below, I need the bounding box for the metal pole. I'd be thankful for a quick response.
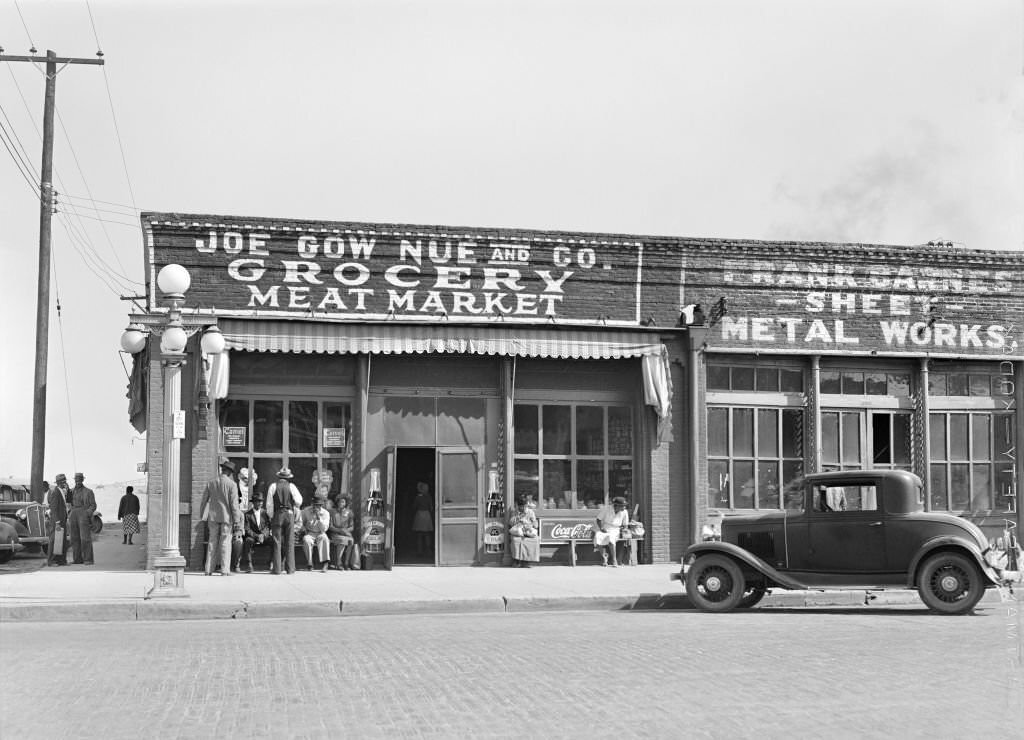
[29,51,57,502]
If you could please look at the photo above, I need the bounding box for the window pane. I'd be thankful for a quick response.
[576,460,605,510]
[708,408,729,456]
[733,409,754,457]
[971,465,992,512]
[542,405,571,455]
[865,372,887,395]
[929,465,948,510]
[928,373,947,396]
[707,365,730,391]
[842,371,865,395]
[929,415,947,460]
[971,415,991,460]
[609,460,632,502]
[608,407,632,455]
[514,405,539,454]
[541,459,571,510]
[757,461,780,508]
[575,406,604,456]
[892,414,911,465]
[734,461,755,508]
[219,399,249,452]
[780,368,803,392]
[888,374,911,397]
[821,412,840,465]
[872,414,891,465]
[323,403,349,452]
[288,401,318,454]
[757,409,778,456]
[756,368,779,392]
[732,367,754,391]
[820,371,841,394]
[514,459,538,504]
[950,464,970,509]
[996,463,1015,509]
[949,415,969,460]
[708,460,730,508]
[947,374,969,396]
[782,461,803,506]
[782,410,803,457]
[253,400,283,453]
[969,375,991,397]
[841,413,861,464]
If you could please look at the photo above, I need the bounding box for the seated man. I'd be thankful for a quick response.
[300,494,331,572]
[327,495,356,570]
[240,492,274,573]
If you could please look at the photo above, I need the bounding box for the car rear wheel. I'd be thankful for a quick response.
[737,585,767,609]
[918,552,985,615]
[685,554,746,612]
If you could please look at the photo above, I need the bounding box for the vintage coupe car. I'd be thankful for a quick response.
[673,469,1008,615]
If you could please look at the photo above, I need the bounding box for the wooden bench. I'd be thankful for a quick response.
[537,518,643,566]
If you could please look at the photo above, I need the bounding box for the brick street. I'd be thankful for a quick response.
[3,604,1022,739]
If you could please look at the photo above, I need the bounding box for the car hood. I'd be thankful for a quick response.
[720,511,788,531]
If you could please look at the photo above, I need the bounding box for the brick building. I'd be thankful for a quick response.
[127,212,1024,569]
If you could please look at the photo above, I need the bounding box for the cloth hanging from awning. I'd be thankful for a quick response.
[217,319,673,444]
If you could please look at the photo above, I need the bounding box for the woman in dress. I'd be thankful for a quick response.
[411,481,434,557]
[593,496,629,566]
[507,494,540,568]
[328,495,356,570]
[117,485,141,545]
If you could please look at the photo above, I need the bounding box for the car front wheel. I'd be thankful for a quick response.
[685,554,746,612]
[918,552,985,615]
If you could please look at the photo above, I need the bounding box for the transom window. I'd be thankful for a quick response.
[928,372,1013,398]
[513,403,633,511]
[820,370,911,397]
[708,365,804,393]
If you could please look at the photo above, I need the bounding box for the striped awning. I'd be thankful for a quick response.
[220,319,665,360]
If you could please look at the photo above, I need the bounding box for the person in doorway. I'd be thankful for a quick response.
[594,496,629,567]
[68,473,97,565]
[507,494,540,568]
[200,459,241,576]
[117,485,141,545]
[240,491,273,573]
[266,467,302,575]
[411,481,434,557]
[301,494,331,572]
[328,495,355,570]
[46,475,68,566]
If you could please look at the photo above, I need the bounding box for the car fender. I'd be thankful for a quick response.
[906,535,999,588]
[684,541,807,590]
[0,519,23,551]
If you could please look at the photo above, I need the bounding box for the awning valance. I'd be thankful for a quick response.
[220,320,665,361]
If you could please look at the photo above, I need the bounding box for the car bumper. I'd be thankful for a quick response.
[0,542,25,552]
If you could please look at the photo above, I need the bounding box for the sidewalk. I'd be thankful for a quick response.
[0,524,1006,622]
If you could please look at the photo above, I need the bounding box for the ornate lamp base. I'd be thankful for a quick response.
[145,555,189,599]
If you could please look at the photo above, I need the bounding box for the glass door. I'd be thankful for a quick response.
[436,447,481,566]
[821,410,911,472]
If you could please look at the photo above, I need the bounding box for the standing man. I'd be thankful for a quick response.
[53,473,72,511]
[301,493,331,572]
[117,485,142,545]
[68,473,96,565]
[199,459,241,576]
[266,467,302,575]
[46,474,68,566]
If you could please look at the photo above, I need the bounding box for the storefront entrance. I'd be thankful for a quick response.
[393,446,482,566]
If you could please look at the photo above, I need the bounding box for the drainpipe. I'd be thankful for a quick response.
[688,327,707,544]
[810,356,821,473]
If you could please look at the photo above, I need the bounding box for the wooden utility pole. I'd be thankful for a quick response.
[0,51,104,500]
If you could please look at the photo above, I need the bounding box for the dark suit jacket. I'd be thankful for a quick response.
[118,493,141,519]
[244,507,272,540]
[200,474,241,524]
[47,488,68,527]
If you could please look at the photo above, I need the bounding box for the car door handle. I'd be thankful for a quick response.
[868,521,883,527]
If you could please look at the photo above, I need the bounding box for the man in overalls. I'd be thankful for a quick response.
[266,468,302,575]
[68,473,96,565]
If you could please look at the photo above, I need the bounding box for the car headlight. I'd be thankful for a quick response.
[15,508,26,520]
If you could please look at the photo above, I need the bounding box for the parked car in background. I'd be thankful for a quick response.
[673,469,1009,615]
[0,481,48,558]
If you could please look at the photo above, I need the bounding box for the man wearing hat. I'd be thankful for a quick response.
[266,467,303,575]
[47,474,69,566]
[593,496,630,567]
[300,493,331,572]
[68,473,97,565]
[199,459,242,576]
[240,491,273,573]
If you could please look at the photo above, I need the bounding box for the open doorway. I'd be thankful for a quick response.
[393,447,436,565]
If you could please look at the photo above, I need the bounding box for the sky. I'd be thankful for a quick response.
[0,0,1021,484]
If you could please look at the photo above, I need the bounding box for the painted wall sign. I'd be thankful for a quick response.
[144,216,668,326]
[682,254,1024,357]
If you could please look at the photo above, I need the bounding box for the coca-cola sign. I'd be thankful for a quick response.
[541,520,594,541]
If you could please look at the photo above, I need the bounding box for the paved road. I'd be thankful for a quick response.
[3,604,1022,739]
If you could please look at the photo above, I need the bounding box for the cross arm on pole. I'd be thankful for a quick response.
[0,54,105,65]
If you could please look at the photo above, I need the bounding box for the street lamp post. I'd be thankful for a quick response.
[120,264,226,598]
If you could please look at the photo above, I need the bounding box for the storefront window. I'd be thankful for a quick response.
[513,403,633,511]
[707,364,803,393]
[707,407,804,509]
[929,411,1014,513]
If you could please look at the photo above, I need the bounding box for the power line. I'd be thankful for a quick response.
[0,98,39,181]
[0,119,40,195]
[13,0,37,51]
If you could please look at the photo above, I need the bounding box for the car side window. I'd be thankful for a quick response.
[814,484,878,512]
